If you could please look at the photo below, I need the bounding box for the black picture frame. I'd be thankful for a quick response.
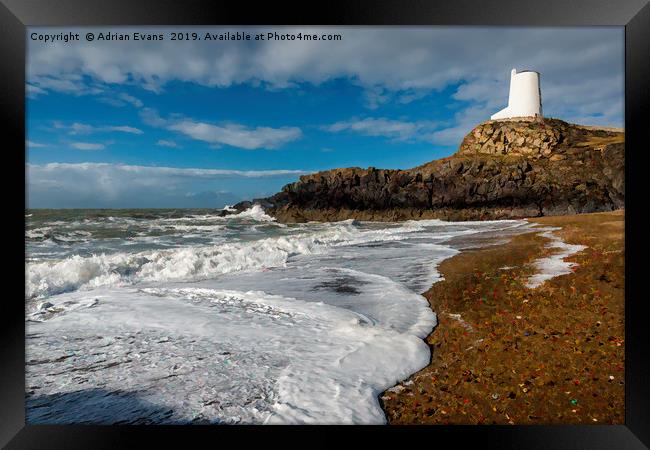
[2,0,648,447]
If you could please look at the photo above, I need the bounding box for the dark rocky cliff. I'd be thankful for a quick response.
[235,118,624,222]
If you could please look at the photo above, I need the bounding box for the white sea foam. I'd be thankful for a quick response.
[25,207,533,424]
[27,213,484,299]
[229,204,276,221]
[26,227,52,239]
[26,227,332,298]
[27,283,433,424]
[526,229,587,288]
[27,221,376,298]
[150,223,226,232]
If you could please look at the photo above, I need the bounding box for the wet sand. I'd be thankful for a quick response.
[380,210,624,424]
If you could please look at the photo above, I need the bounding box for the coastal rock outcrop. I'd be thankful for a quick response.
[235,118,625,222]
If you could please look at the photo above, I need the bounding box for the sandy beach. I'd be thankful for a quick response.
[380,210,625,425]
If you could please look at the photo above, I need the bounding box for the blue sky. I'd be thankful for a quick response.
[27,27,624,208]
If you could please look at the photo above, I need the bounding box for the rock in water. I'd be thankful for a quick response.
[236,118,625,222]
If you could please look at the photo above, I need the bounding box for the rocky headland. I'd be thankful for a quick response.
[234,118,624,222]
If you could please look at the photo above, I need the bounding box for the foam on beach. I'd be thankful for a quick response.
[526,229,587,288]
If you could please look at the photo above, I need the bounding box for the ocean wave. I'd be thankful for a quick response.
[228,204,276,222]
[26,208,529,301]
[26,227,93,244]
[26,219,386,299]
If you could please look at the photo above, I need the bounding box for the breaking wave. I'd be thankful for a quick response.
[26,215,430,299]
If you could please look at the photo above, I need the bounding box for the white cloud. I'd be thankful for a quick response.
[27,162,308,207]
[118,93,143,108]
[326,117,439,143]
[26,140,47,148]
[27,26,624,141]
[29,162,306,178]
[156,139,178,148]
[429,104,494,145]
[29,74,104,96]
[56,122,144,135]
[108,125,143,134]
[97,92,144,108]
[139,107,168,127]
[363,86,391,110]
[26,84,47,98]
[69,123,94,134]
[70,142,105,150]
[169,121,302,150]
[141,108,301,150]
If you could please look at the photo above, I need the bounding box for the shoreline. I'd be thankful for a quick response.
[380,209,624,424]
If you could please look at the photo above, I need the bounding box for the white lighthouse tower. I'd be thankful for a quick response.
[491,69,543,120]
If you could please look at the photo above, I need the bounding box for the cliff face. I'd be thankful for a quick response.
[237,118,624,222]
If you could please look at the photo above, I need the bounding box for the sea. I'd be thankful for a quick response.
[25,206,535,424]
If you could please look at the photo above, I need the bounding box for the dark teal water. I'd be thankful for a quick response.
[25,208,286,262]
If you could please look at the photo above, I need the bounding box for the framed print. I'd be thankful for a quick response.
[1,0,648,447]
